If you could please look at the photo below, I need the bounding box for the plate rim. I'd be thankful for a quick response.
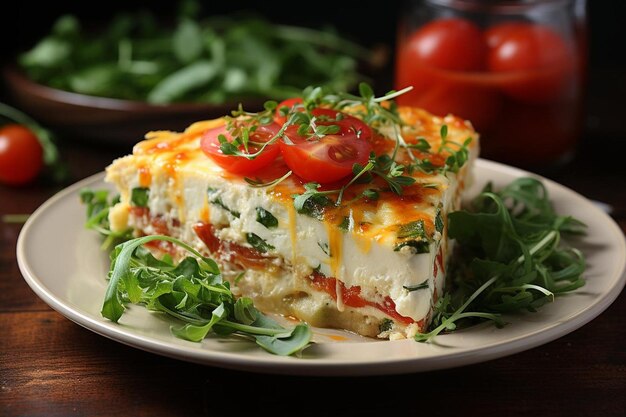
[16,158,626,376]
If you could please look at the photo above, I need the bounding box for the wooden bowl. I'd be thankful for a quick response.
[2,66,265,147]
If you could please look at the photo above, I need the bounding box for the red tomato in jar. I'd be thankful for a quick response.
[200,123,281,175]
[0,124,43,186]
[399,18,486,72]
[485,22,575,103]
[395,18,490,124]
[396,17,486,94]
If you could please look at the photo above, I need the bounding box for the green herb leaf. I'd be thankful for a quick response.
[245,171,293,189]
[394,240,430,254]
[246,233,275,253]
[435,205,444,234]
[379,318,393,333]
[293,182,333,219]
[130,187,150,207]
[338,216,350,231]
[255,207,278,229]
[397,220,427,240]
[207,188,240,218]
[403,280,429,292]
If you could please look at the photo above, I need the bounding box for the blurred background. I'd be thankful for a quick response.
[0,0,624,170]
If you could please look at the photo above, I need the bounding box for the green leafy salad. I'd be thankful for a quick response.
[80,175,586,356]
[18,2,370,104]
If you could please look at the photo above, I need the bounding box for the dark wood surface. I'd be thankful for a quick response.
[1,131,625,417]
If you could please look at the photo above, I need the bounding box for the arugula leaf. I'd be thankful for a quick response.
[101,234,311,356]
[415,177,587,342]
[254,323,312,356]
[171,303,227,342]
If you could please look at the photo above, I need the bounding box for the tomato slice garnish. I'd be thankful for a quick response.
[276,106,373,183]
[200,123,281,175]
[274,97,304,126]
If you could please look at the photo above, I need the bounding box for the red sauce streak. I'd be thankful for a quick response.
[129,207,180,255]
[192,222,270,269]
[436,246,445,274]
[309,271,419,326]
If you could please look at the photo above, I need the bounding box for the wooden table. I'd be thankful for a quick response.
[2,133,625,417]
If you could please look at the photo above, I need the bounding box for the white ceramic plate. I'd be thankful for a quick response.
[17,159,626,376]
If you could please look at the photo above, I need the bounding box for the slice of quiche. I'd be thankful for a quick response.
[105,89,479,340]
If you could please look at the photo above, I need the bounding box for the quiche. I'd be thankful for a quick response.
[105,90,479,340]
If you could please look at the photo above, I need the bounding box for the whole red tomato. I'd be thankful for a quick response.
[485,22,574,103]
[399,18,486,72]
[395,18,488,118]
[0,124,43,186]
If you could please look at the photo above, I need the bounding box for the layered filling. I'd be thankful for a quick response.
[105,107,477,339]
[107,160,463,338]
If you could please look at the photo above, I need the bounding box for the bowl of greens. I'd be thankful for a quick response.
[4,8,378,145]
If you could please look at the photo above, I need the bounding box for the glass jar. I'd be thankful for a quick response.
[394,0,587,170]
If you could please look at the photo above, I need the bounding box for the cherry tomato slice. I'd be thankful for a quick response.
[273,101,373,183]
[200,123,280,175]
[0,124,43,186]
[280,111,372,183]
[275,100,372,141]
[274,98,304,126]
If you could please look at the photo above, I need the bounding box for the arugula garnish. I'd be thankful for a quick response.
[101,234,311,356]
[80,188,132,250]
[415,177,586,342]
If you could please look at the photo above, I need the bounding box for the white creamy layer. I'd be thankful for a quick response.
[107,154,466,323]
